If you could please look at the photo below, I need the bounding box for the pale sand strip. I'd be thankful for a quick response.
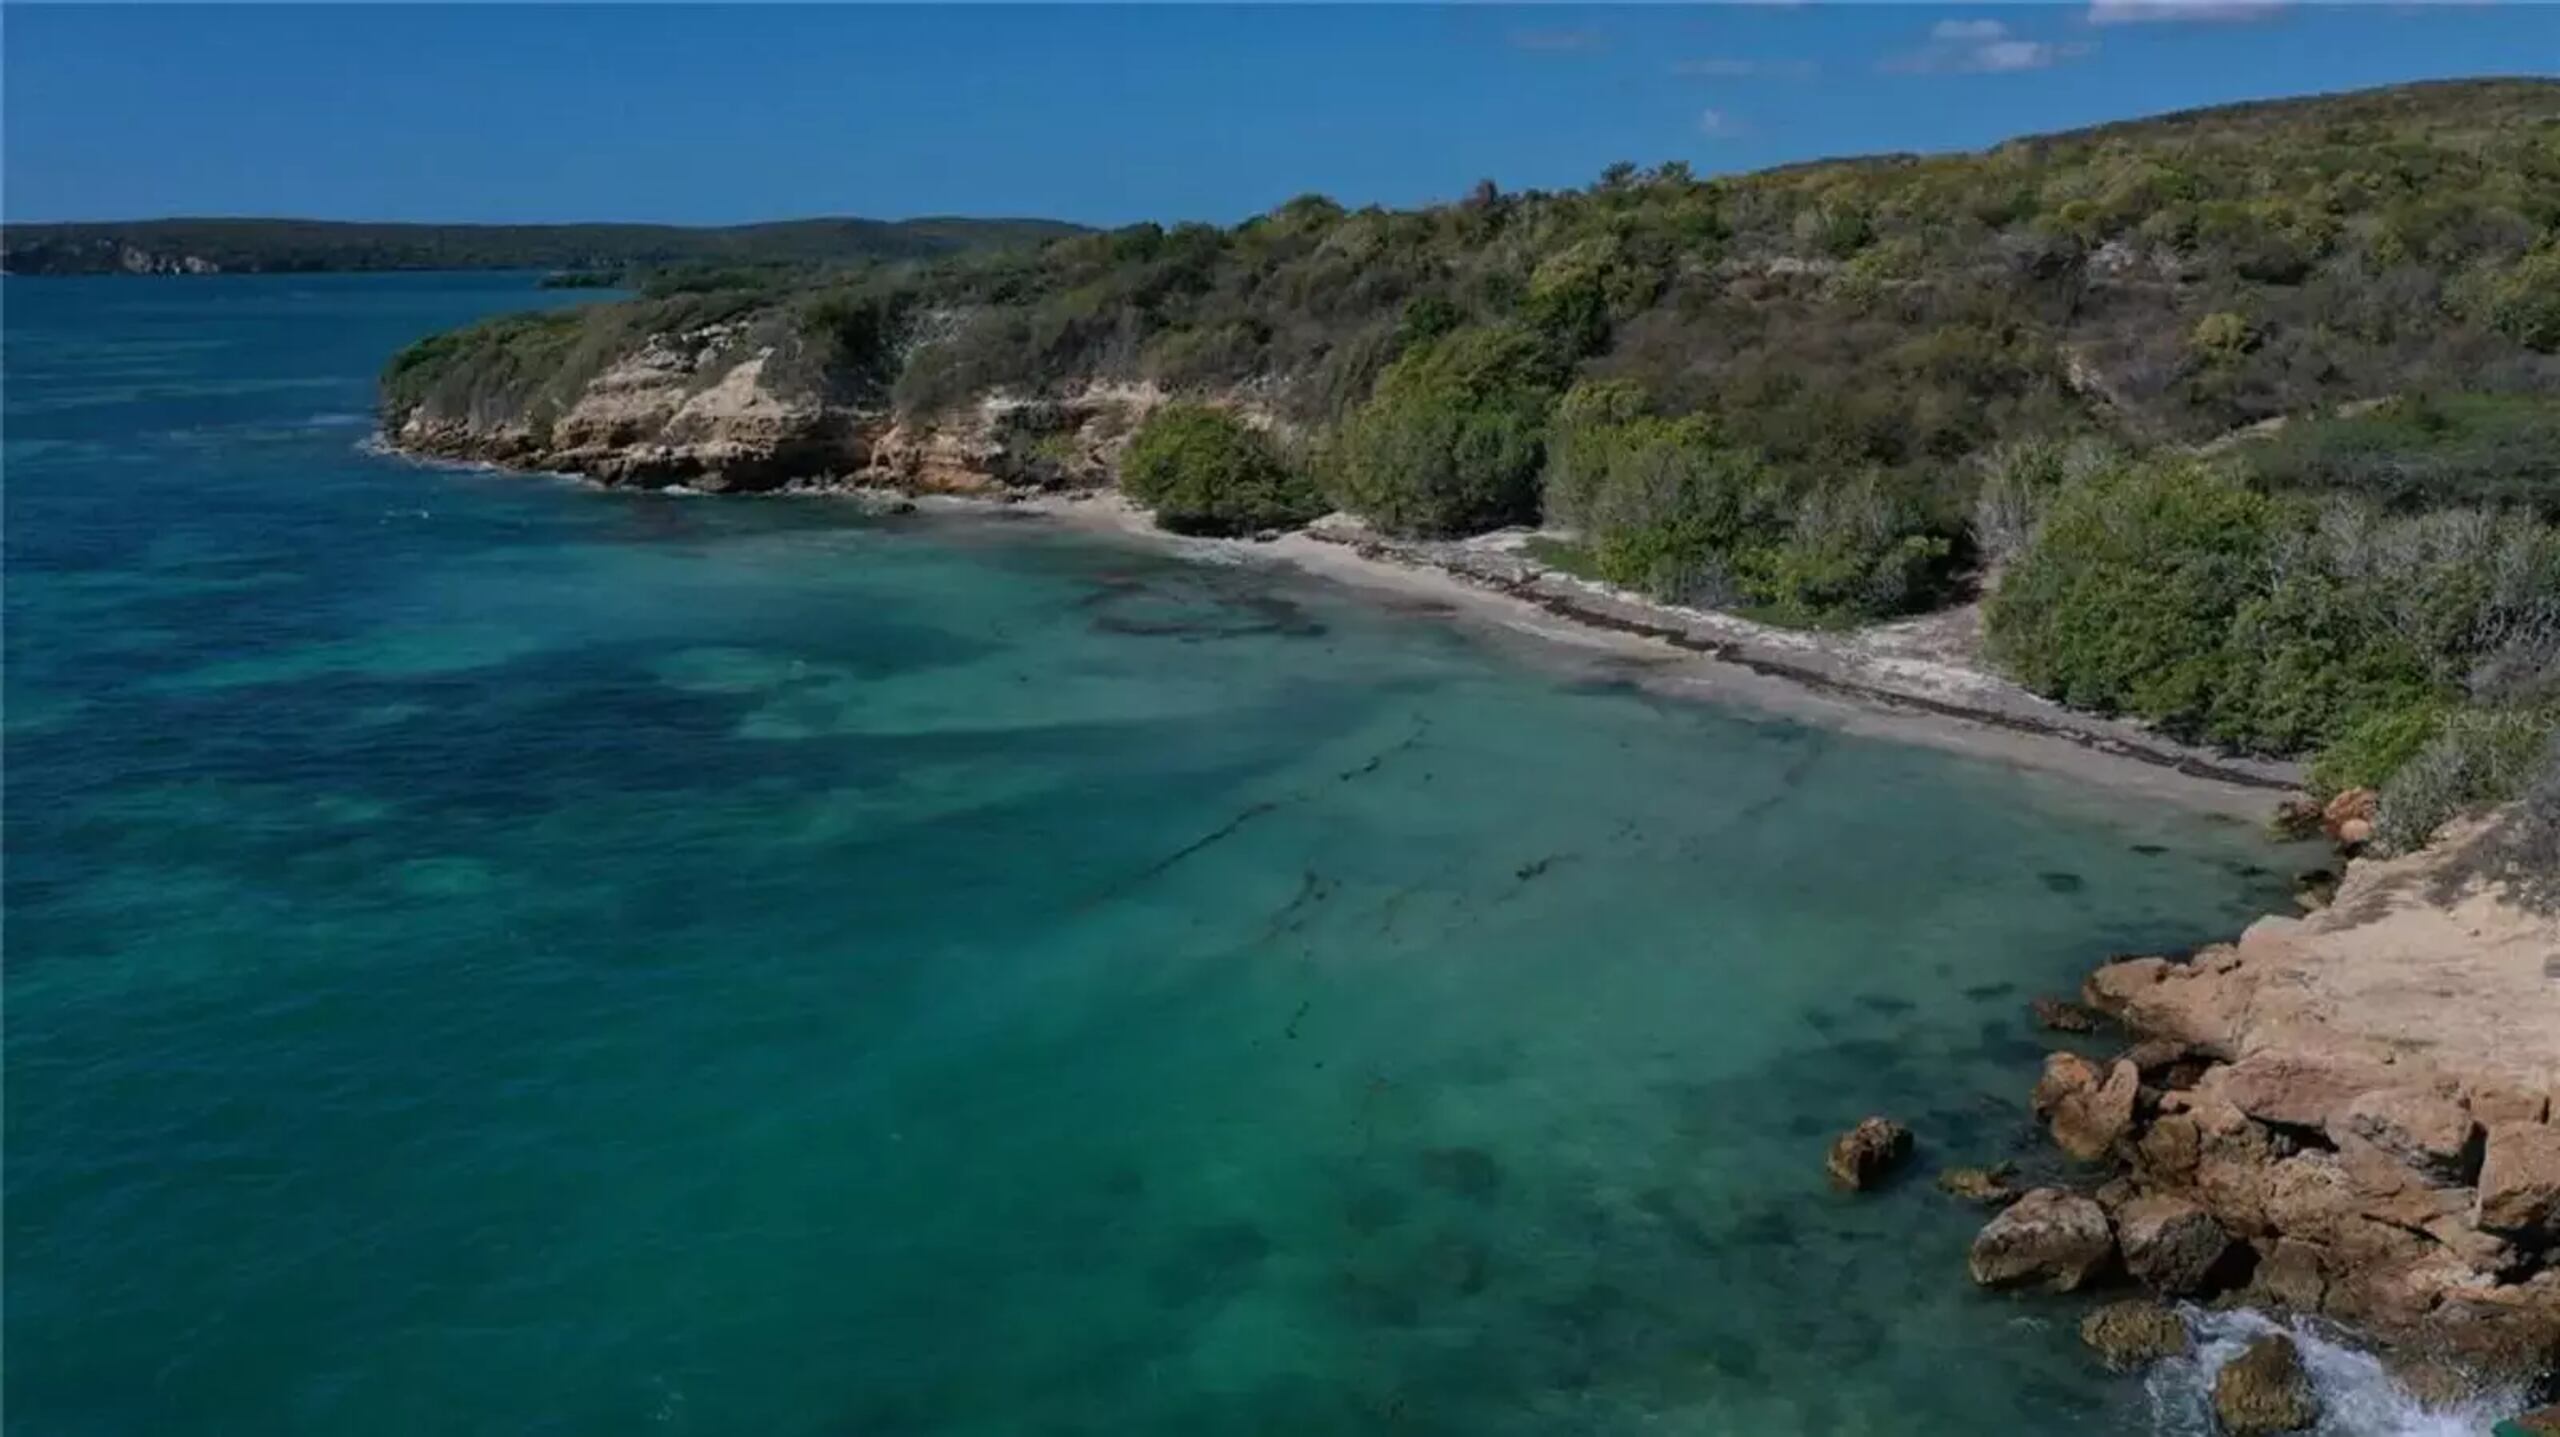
[974,490,2303,821]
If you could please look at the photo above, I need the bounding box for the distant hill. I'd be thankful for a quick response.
[0,216,1090,276]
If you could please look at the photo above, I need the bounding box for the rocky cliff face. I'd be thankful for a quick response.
[2038,812,2560,1381]
[0,238,221,275]
[385,315,1217,497]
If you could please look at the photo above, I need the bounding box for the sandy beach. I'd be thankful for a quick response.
[987,489,2304,821]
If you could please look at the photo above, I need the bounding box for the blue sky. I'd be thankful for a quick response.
[4,4,2553,227]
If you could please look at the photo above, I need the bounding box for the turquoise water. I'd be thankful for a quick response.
[7,274,2303,1436]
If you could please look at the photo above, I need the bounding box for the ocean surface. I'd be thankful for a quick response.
[1,273,2416,1435]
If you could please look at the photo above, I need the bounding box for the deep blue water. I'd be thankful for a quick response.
[7,273,2306,1436]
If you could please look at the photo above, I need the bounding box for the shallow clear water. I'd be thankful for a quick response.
[7,274,2333,1435]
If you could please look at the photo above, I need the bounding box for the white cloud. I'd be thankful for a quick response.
[1671,57,1820,78]
[1697,109,1750,139]
[1886,19,2093,73]
[2087,0,2286,23]
[1977,39,2071,70]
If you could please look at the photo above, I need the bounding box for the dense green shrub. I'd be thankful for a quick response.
[381,310,586,430]
[1987,441,2560,853]
[2248,394,2560,515]
[790,286,912,400]
[1542,381,1960,622]
[2308,701,2448,796]
[1327,324,1562,537]
[1120,405,1322,536]
[1742,476,1956,624]
[2190,311,2256,361]
[2478,247,2560,352]
[1986,457,2274,732]
[1970,437,2122,569]
[2375,708,2557,851]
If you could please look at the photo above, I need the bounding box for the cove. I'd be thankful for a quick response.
[5,274,2303,1435]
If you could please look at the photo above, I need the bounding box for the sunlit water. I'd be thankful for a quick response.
[2,274,2455,1435]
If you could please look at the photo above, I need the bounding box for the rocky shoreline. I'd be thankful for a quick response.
[379,379,2556,1419]
[1939,811,2559,1423]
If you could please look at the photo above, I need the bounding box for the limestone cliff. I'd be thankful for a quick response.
[383,311,1227,497]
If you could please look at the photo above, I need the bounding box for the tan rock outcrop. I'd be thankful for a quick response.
[2080,1300,2189,1370]
[2117,1192,2232,1295]
[2214,1045,2399,1131]
[1936,1162,2020,1206]
[2477,1121,2560,1241]
[2213,1333,2318,1434]
[2338,1088,2480,1184]
[2007,812,2560,1374]
[2051,1058,2141,1162]
[2033,1051,2105,1117]
[1824,1116,1914,1192]
[1968,1188,2115,1291]
[386,315,1279,502]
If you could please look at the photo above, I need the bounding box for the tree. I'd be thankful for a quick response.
[1328,324,1563,537]
[1121,404,1322,537]
[1986,457,2274,733]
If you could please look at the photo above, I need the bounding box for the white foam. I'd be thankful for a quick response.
[2141,1307,2528,1436]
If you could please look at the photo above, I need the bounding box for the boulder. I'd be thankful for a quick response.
[2190,1094,2282,1235]
[2251,1238,2330,1312]
[2030,995,2102,1034]
[2320,787,2378,845]
[2051,1059,2141,1162]
[2335,1088,2479,1183]
[1968,1188,2115,1292]
[2271,796,2325,840]
[2312,1130,2469,1230]
[2080,1299,2190,1370]
[2465,1083,2551,1127]
[1825,1116,1914,1192]
[2420,1212,2519,1278]
[2476,1121,2560,1241]
[2124,1036,2200,1076]
[2135,1111,2204,1186]
[2428,1285,2560,1389]
[1936,1162,2019,1206]
[2215,1049,2396,1131]
[2212,1333,2319,1434]
[2033,1051,2104,1118]
[2082,952,2251,1057]
[2118,1193,2234,1296]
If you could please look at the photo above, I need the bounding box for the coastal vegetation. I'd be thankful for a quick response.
[1119,404,1323,536]
[379,79,2560,849]
[1980,425,2560,842]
